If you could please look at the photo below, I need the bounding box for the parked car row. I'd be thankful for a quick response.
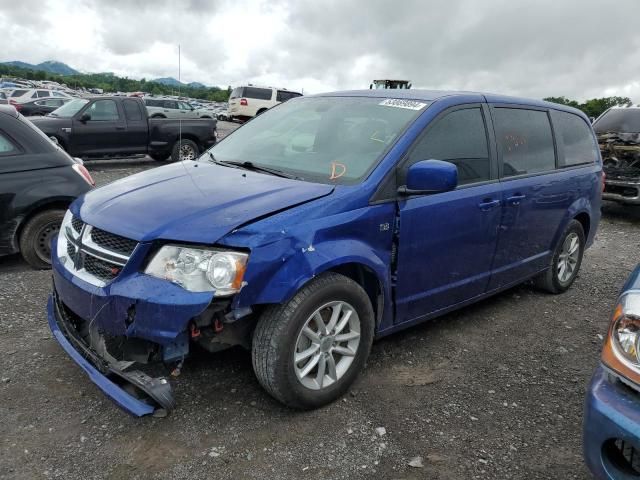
[143,98,216,119]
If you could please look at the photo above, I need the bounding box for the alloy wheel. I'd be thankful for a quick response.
[293,301,361,390]
[557,232,580,283]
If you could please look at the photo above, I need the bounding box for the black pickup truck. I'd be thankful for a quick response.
[29,96,217,162]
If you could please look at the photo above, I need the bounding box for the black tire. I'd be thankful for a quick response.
[534,219,585,294]
[170,139,199,162]
[19,209,65,269]
[256,109,267,116]
[252,272,375,409]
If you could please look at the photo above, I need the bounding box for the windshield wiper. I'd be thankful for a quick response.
[208,152,300,180]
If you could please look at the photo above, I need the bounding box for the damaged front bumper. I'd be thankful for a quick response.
[603,178,640,205]
[47,239,218,416]
[47,292,174,416]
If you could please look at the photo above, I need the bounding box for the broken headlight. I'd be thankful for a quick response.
[144,245,248,295]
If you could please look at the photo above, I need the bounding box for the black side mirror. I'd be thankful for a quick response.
[79,113,91,122]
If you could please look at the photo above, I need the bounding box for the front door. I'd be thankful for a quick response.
[394,105,502,324]
[70,99,127,156]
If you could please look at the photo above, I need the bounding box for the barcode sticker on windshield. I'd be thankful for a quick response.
[379,99,427,110]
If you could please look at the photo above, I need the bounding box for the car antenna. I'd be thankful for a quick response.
[178,44,182,162]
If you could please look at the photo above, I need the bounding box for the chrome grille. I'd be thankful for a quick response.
[60,219,136,287]
[83,255,121,282]
[71,216,84,233]
[90,228,137,256]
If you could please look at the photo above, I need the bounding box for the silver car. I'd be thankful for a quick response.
[143,98,214,119]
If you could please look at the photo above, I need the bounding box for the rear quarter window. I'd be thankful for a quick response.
[276,90,302,102]
[244,87,273,100]
[551,110,599,167]
[493,108,556,177]
[0,131,20,155]
[229,87,243,99]
[10,89,28,97]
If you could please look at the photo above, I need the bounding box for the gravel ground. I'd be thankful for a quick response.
[1,129,639,479]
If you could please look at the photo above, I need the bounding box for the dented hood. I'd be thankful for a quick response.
[75,161,334,243]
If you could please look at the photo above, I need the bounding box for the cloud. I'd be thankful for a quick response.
[1,0,639,100]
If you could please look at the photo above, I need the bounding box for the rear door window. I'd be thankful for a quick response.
[37,90,50,98]
[244,87,272,100]
[493,108,556,177]
[123,99,143,121]
[164,101,178,109]
[405,107,491,185]
[552,110,599,167]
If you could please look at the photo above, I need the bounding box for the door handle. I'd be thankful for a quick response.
[478,199,501,211]
[115,126,126,130]
[506,193,526,206]
[61,128,71,133]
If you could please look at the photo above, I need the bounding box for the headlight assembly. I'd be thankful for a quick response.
[145,245,248,295]
[602,292,640,385]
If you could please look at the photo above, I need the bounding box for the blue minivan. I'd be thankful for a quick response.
[47,90,602,415]
[584,265,640,478]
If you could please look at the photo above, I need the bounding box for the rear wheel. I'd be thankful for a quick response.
[534,219,585,293]
[19,209,65,269]
[252,272,374,409]
[170,139,199,162]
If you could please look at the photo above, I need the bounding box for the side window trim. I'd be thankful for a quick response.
[397,102,497,187]
[489,103,558,180]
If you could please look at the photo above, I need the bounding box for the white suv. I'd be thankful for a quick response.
[8,88,71,104]
[228,86,302,121]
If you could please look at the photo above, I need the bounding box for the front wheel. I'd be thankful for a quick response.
[534,219,585,293]
[252,272,374,409]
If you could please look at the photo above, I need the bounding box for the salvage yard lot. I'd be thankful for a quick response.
[1,121,638,479]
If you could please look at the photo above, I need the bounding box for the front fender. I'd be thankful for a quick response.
[237,238,390,302]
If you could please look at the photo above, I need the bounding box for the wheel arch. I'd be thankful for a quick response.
[234,242,393,331]
[15,198,74,248]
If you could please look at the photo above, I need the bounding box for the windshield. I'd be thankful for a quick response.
[49,98,89,118]
[593,108,640,134]
[205,96,427,184]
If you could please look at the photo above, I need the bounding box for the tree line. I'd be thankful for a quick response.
[543,96,632,119]
[0,64,231,102]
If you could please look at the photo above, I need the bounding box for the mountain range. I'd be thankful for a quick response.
[2,60,80,76]
[0,60,208,88]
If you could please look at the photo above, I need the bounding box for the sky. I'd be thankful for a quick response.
[1,0,639,101]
